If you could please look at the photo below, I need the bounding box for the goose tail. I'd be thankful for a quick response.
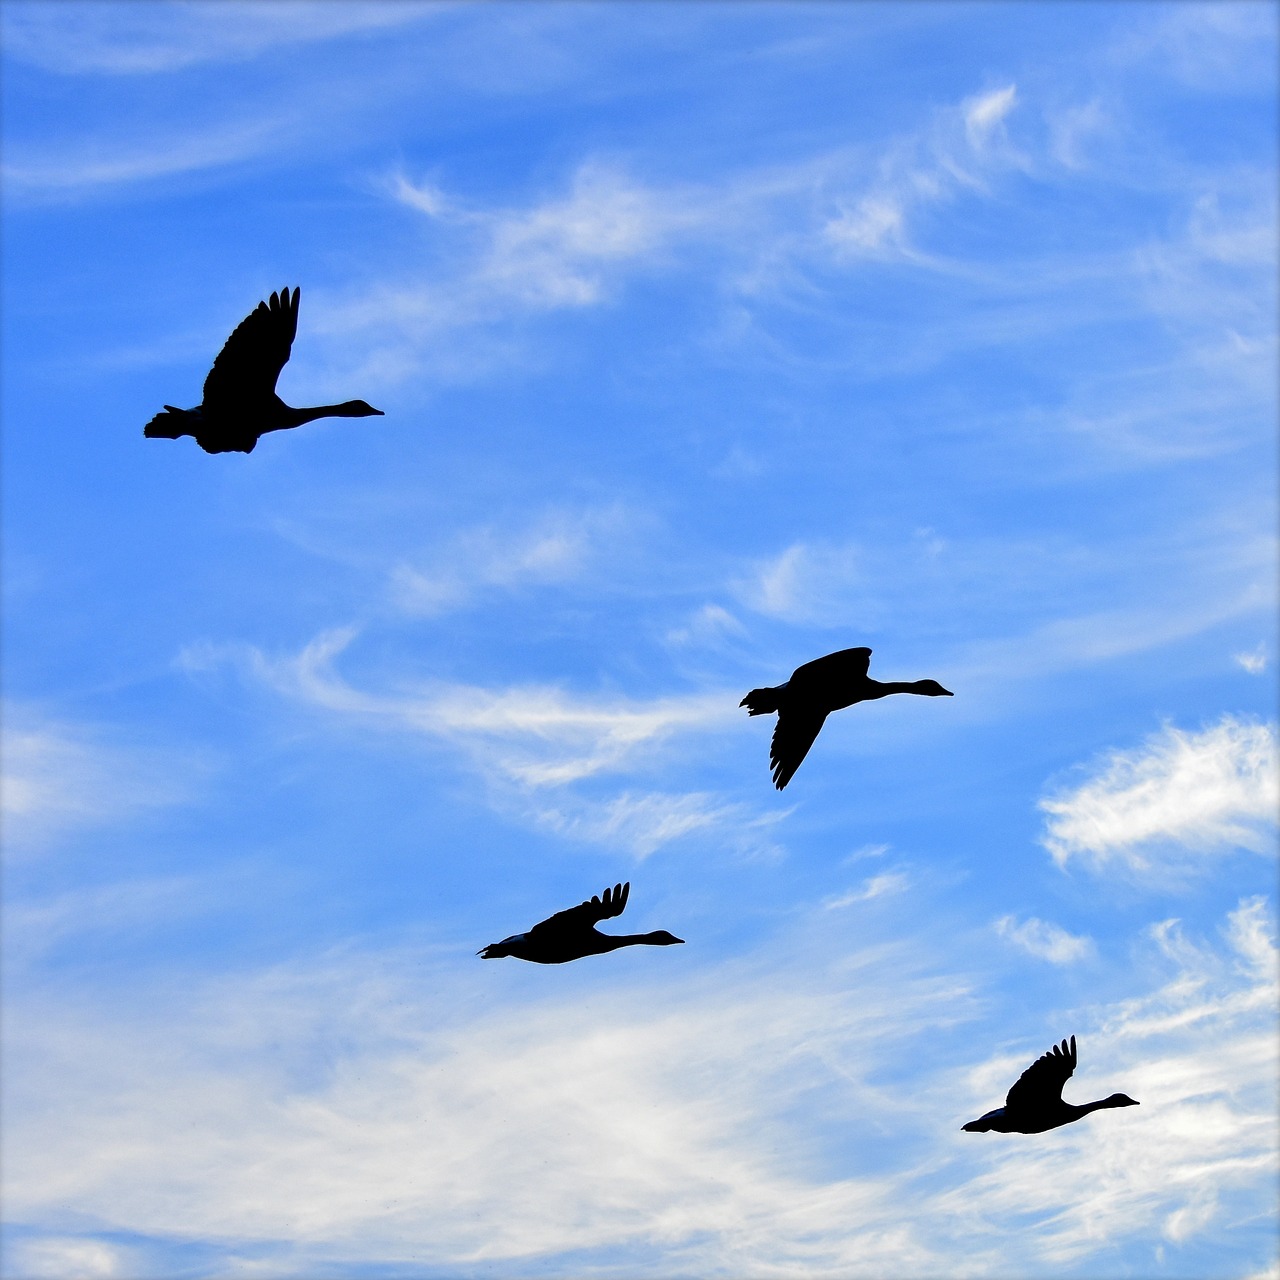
[144,406,198,440]
[740,685,783,716]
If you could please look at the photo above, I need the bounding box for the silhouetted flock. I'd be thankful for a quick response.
[147,287,1139,1135]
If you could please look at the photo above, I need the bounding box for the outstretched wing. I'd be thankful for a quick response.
[531,882,630,935]
[1005,1035,1077,1110]
[790,647,872,689]
[202,287,299,410]
[770,710,828,789]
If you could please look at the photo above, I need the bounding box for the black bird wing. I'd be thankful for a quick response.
[1005,1035,1077,1110]
[202,287,300,411]
[529,882,630,936]
[770,709,829,790]
[789,646,872,691]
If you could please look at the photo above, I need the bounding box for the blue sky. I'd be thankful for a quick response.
[2,2,1277,1276]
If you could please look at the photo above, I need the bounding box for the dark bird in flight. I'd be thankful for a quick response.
[740,647,953,789]
[962,1035,1139,1134]
[478,882,684,965]
[144,287,383,454]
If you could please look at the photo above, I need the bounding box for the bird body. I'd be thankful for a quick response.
[963,1036,1139,1134]
[478,882,684,965]
[144,287,382,454]
[741,647,953,789]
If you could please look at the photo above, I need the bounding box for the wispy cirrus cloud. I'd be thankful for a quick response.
[995,914,1094,964]
[733,540,864,624]
[1039,716,1279,877]
[824,871,911,909]
[180,627,751,857]
[388,505,637,617]
[1,118,291,199]
[303,160,708,386]
[0,0,437,75]
[0,708,205,853]
[312,79,1052,383]
[3,898,1273,1277]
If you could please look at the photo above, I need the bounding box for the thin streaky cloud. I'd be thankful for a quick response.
[182,626,737,786]
[1,118,291,198]
[3,901,1272,1277]
[994,915,1094,965]
[387,505,636,617]
[824,871,910,909]
[0,0,440,75]
[178,629,762,856]
[0,709,205,852]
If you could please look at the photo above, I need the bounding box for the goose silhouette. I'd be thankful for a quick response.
[478,882,684,964]
[963,1035,1139,1134]
[741,647,953,789]
[144,287,382,454]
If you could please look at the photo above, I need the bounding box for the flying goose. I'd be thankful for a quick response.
[740,646,953,789]
[144,287,382,454]
[478,882,684,964]
[962,1035,1139,1134]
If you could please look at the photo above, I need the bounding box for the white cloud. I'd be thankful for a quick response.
[181,628,751,856]
[1116,3,1279,94]
[4,900,1273,1276]
[994,915,1094,964]
[842,842,892,864]
[665,603,748,649]
[735,540,864,623]
[964,84,1018,147]
[384,159,698,311]
[824,194,908,255]
[824,871,910,909]
[535,790,783,861]
[388,506,630,616]
[0,1,435,75]
[319,77,1054,382]
[1,119,288,197]
[1047,98,1110,170]
[0,931,969,1277]
[1040,716,1279,876]
[1235,644,1269,675]
[6,1237,130,1279]
[475,161,696,307]
[0,710,202,852]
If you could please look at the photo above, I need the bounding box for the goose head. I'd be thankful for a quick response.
[915,680,953,696]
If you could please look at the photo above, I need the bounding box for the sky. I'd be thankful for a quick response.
[1,2,1277,1277]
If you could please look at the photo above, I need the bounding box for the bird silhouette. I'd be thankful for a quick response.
[740,647,953,789]
[962,1035,1139,1134]
[143,287,383,454]
[478,882,684,964]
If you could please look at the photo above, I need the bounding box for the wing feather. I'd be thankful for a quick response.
[1005,1035,1077,1110]
[770,710,828,789]
[202,287,299,410]
[530,882,630,935]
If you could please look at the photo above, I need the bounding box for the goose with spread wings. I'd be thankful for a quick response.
[478,882,684,964]
[963,1035,1139,1134]
[740,647,953,790]
[144,287,383,454]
